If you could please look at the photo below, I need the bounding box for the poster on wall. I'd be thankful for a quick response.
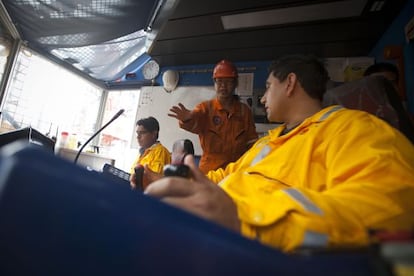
[325,57,374,83]
[236,73,254,96]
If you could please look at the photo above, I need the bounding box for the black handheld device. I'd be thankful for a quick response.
[163,164,190,178]
[134,165,144,190]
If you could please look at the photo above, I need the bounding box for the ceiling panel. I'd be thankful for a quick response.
[149,0,408,67]
[0,0,408,85]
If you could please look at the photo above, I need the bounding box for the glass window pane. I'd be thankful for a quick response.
[0,19,12,88]
[0,46,103,145]
[99,89,140,171]
[0,38,11,87]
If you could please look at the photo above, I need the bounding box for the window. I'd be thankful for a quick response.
[99,89,140,172]
[0,46,103,145]
[0,39,10,87]
[0,45,141,172]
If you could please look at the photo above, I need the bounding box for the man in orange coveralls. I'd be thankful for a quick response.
[147,54,414,252]
[168,60,258,174]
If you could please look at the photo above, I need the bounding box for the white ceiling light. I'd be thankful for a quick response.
[221,0,367,30]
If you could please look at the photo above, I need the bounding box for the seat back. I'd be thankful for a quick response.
[323,76,414,143]
[323,76,399,127]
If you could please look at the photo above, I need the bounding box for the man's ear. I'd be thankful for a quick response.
[285,73,298,97]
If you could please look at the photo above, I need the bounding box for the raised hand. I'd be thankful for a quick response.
[168,103,192,122]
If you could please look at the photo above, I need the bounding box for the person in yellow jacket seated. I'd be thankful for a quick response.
[129,116,171,190]
[145,54,414,253]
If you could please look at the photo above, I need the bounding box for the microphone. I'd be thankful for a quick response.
[74,109,125,164]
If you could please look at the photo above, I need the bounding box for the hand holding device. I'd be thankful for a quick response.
[163,164,190,177]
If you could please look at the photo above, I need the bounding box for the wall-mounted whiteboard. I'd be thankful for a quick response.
[132,86,216,155]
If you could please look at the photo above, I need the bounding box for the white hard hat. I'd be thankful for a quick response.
[162,69,179,92]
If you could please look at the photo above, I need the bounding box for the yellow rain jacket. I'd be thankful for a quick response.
[130,142,171,175]
[207,106,414,252]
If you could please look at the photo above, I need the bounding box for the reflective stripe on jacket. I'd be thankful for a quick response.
[207,105,414,252]
[180,98,258,173]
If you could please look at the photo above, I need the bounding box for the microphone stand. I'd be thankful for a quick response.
[74,109,124,164]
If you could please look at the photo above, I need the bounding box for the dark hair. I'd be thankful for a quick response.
[183,139,195,155]
[363,62,399,82]
[268,55,329,100]
[136,117,160,138]
[173,139,195,155]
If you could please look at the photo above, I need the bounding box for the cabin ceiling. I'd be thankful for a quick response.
[150,0,408,66]
[0,0,408,86]
[0,0,176,85]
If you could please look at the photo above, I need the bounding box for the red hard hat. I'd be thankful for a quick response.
[213,59,238,78]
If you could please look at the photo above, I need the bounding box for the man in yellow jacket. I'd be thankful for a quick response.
[145,55,414,252]
[129,116,171,190]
